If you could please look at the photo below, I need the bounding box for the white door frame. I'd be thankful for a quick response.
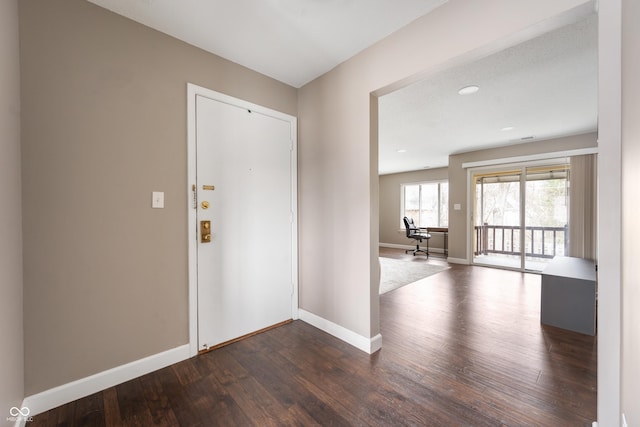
[186,83,299,357]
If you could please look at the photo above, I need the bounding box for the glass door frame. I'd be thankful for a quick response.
[467,158,569,272]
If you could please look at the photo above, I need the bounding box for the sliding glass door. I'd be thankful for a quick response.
[472,162,569,272]
[473,170,523,269]
[523,165,569,270]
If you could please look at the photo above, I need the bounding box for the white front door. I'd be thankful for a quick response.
[189,86,297,352]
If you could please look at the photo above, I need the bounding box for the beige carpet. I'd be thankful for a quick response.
[379,257,449,294]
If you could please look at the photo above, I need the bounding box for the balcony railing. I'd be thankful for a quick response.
[474,223,568,259]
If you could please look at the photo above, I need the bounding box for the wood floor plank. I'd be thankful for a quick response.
[73,391,105,427]
[232,333,352,426]
[55,399,77,426]
[102,387,122,427]
[138,372,180,426]
[31,250,597,426]
[153,366,208,426]
[115,378,155,426]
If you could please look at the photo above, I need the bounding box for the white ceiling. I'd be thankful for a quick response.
[86,0,597,176]
[378,14,598,175]
[86,0,447,88]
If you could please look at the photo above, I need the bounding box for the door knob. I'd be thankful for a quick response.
[200,220,211,243]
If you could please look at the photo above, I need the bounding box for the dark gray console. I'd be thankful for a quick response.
[540,256,597,335]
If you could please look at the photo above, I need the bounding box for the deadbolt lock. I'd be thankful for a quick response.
[201,201,210,210]
[200,220,211,243]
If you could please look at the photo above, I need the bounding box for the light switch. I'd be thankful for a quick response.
[454,203,461,211]
[152,191,164,209]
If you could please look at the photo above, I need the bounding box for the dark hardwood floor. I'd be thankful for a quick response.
[32,249,597,426]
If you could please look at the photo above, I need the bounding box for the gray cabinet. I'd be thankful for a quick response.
[540,256,597,335]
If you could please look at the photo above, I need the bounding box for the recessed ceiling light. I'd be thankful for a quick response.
[458,85,479,95]
[501,126,515,131]
[397,149,407,153]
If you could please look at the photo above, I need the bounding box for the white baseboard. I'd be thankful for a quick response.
[299,309,382,354]
[446,257,469,265]
[379,243,413,250]
[22,344,191,417]
[379,242,445,254]
[369,333,383,353]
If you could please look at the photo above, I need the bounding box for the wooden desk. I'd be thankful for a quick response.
[420,227,448,256]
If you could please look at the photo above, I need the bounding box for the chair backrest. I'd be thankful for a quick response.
[403,217,418,237]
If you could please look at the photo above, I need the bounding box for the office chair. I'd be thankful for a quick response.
[403,217,431,256]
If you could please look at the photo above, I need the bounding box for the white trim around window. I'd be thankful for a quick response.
[401,180,449,229]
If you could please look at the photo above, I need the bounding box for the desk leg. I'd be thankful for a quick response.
[444,232,448,257]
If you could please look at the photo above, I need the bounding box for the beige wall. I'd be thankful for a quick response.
[447,132,598,261]
[622,0,640,423]
[19,0,296,395]
[298,0,593,340]
[0,0,24,420]
[379,168,448,248]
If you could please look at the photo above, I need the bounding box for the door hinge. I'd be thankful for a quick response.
[192,184,197,209]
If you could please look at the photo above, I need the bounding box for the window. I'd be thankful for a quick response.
[402,181,448,228]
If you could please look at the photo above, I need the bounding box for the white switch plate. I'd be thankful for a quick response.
[454,203,461,211]
[152,191,164,209]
